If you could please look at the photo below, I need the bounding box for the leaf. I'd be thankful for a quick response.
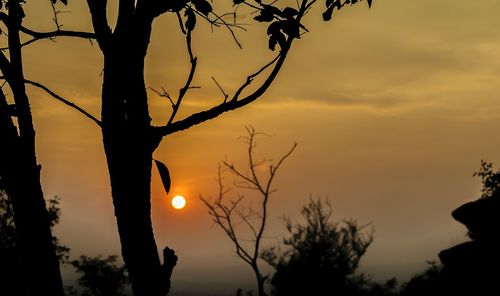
[192,0,212,16]
[263,5,283,17]
[254,9,274,22]
[282,7,299,18]
[267,21,282,36]
[268,31,286,51]
[322,6,334,21]
[185,8,196,31]
[281,20,300,39]
[154,159,171,194]
[268,34,278,51]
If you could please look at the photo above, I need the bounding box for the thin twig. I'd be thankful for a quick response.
[211,77,229,103]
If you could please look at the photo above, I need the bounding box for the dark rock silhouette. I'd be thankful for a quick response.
[439,162,500,295]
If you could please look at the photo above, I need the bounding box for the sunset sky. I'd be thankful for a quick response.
[14,0,500,294]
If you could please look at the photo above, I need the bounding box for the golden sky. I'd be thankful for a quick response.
[16,0,500,293]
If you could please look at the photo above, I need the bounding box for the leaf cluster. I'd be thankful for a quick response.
[473,160,500,199]
[0,190,70,262]
[71,255,129,296]
[323,0,373,21]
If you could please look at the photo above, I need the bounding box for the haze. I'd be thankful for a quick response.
[16,0,500,295]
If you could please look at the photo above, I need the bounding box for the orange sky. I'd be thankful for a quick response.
[14,0,500,294]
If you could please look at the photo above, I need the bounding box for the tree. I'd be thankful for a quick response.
[399,262,443,296]
[438,161,500,295]
[201,127,297,296]
[0,187,69,295]
[0,1,70,294]
[70,255,129,296]
[5,1,373,295]
[262,198,374,296]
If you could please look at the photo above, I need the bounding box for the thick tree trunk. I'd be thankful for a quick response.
[0,89,65,295]
[101,40,173,295]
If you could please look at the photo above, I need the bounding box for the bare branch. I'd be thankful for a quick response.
[165,22,198,127]
[23,79,101,127]
[154,43,291,138]
[211,77,228,103]
[18,27,96,46]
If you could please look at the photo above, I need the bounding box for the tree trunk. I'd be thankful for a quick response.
[252,265,267,296]
[0,2,65,292]
[101,38,173,296]
[0,88,65,295]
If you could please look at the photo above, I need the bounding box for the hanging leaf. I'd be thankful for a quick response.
[192,0,212,16]
[185,8,196,31]
[154,159,171,194]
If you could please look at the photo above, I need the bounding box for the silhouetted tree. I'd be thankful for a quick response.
[0,187,69,295]
[438,161,500,295]
[398,261,443,296]
[262,198,374,296]
[71,255,130,296]
[0,1,68,293]
[202,127,296,296]
[7,1,373,294]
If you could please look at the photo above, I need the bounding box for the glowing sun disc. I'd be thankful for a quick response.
[171,195,186,210]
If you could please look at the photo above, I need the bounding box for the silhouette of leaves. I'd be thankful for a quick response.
[323,0,372,21]
[281,20,300,39]
[154,159,171,194]
[254,6,275,22]
[192,0,212,16]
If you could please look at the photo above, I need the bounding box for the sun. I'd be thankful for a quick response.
[171,195,186,210]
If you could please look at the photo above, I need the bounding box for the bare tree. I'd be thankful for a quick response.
[0,1,373,295]
[201,127,297,296]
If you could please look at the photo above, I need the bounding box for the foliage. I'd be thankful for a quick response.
[262,198,374,296]
[0,189,69,263]
[0,189,16,253]
[347,275,398,296]
[399,261,443,296]
[473,160,500,199]
[71,255,129,296]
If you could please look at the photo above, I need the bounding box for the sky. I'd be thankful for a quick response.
[12,0,500,294]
